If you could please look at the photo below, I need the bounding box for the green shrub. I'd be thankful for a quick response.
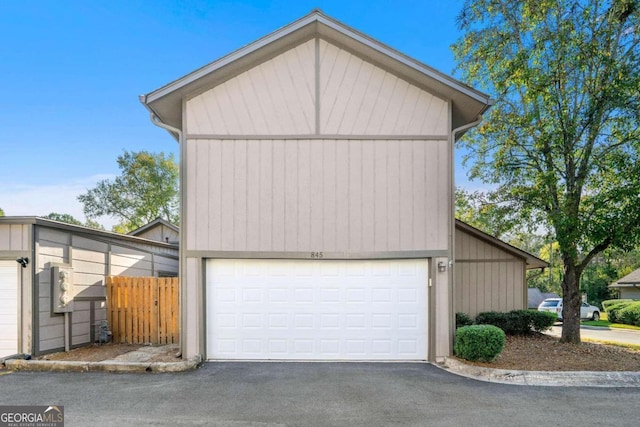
[456,312,474,328]
[475,311,509,331]
[602,299,633,312]
[454,325,505,362]
[617,302,640,327]
[607,301,635,324]
[530,311,557,332]
[475,310,553,335]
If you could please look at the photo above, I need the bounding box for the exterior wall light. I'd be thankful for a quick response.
[437,261,447,273]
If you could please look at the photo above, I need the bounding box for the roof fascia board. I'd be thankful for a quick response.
[143,11,492,110]
[314,15,491,106]
[144,15,319,104]
[0,217,176,249]
[129,218,179,236]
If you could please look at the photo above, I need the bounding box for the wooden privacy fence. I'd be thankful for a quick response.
[106,276,179,345]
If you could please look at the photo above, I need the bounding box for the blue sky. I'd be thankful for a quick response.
[0,0,482,228]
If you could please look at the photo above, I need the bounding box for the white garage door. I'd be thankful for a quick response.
[206,259,428,360]
[0,260,19,358]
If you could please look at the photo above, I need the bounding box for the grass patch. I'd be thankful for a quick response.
[581,319,610,327]
[581,312,640,330]
[581,338,640,351]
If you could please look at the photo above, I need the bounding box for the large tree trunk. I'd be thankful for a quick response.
[560,262,582,344]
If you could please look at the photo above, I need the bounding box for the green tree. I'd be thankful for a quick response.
[78,150,179,233]
[455,187,518,239]
[44,212,105,230]
[453,0,640,343]
[0,207,4,216]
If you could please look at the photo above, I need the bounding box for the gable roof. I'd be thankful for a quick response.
[455,220,548,270]
[140,10,493,135]
[610,267,640,287]
[128,217,179,237]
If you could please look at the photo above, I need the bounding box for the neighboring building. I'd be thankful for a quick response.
[0,217,178,358]
[129,217,179,245]
[609,267,640,300]
[141,11,495,362]
[527,288,560,309]
[455,221,547,317]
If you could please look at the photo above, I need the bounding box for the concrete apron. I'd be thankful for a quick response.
[3,345,202,373]
[440,357,640,387]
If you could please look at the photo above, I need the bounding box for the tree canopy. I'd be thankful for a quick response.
[0,207,4,216]
[453,0,640,343]
[44,212,104,230]
[78,150,179,233]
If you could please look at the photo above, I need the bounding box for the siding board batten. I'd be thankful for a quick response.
[297,140,311,250]
[259,141,273,251]
[361,141,375,250]
[221,141,235,250]
[284,140,299,250]
[348,140,362,251]
[335,141,349,250]
[309,140,324,249]
[322,140,337,250]
[234,140,248,250]
[209,139,223,250]
[186,142,198,250]
[247,139,262,250]
[195,141,210,251]
[272,140,286,250]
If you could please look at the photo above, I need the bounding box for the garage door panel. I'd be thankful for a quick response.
[0,261,19,358]
[206,259,427,360]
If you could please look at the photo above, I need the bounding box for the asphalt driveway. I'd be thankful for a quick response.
[1,362,639,426]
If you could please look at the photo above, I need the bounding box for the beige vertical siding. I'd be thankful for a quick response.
[0,224,30,251]
[186,39,316,135]
[454,228,526,318]
[185,138,449,252]
[319,40,448,135]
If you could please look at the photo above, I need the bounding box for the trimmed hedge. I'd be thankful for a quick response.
[454,325,505,362]
[475,310,556,335]
[602,299,633,312]
[606,301,635,324]
[456,312,474,328]
[617,301,640,327]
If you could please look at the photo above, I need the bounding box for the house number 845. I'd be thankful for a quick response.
[310,252,324,259]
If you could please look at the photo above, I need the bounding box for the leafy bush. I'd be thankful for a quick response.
[530,311,557,332]
[475,310,555,335]
[456,312,474,328]
[475,311,509,331]
[617,302,640,327]
[454,325,505,362]
[606,301,635,324]
[602,299,633,312]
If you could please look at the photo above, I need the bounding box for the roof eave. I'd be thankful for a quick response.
[140,10,493,131]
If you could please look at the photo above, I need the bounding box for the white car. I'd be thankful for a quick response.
[537,298,600,321]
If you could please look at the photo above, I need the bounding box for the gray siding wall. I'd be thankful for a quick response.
[34,226,178,354]
[134,225,179,244]
[185,138,449,252]
[0,224,30,251]
[620,288,640,300]
[454,228,526,318]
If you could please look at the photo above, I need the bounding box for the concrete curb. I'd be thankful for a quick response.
[439,357,640,387]
[4,356,202,373]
